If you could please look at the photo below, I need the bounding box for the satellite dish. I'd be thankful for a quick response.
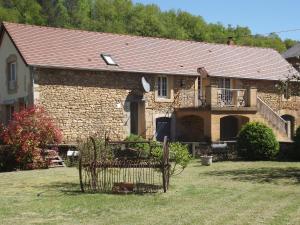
[141,77,150,93]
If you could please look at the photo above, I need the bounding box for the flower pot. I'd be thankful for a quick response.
[201,155,213,166]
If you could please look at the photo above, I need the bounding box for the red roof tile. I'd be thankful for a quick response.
[1,22,298,80]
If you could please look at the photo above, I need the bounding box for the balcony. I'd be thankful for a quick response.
[178,85,257,111]
[217,88,247,107]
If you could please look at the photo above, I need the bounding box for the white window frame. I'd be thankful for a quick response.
[157,76,168,98]
[101,54,117,66]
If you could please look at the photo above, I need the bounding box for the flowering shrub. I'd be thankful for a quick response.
[0,106,62,169]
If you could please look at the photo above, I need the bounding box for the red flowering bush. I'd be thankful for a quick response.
[0,106,62,169]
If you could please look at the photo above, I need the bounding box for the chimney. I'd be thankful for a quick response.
[227,36,234,46]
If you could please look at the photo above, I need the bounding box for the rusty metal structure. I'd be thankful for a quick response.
[78,136,170,193]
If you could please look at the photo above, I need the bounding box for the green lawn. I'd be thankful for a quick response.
[0,161,300,225]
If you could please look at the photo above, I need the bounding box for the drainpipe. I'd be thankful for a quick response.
[29,66,38,106]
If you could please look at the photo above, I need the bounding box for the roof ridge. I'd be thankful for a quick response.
[2,21,275,52]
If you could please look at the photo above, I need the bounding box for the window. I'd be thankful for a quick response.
[217,78,231,89]
[217,78,232,106]
[9,62,16,81]
[101,54,117,65]
[158,76,168,98]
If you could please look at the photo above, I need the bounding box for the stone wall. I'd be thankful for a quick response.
[210,76,300,134]
[35,68,197,142]
[241,79,300,130]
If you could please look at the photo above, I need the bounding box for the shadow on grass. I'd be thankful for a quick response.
[34,182,84,197]
[203,167,300,185]
[35,182,161,196]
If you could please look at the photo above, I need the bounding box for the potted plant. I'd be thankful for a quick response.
[200,146,213,166]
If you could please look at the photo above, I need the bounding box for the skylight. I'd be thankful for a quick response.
[101,54,117,65]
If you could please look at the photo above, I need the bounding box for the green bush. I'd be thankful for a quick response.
[237,122,279,160]
[152,142,192,176]
[293,126,300,160]
[124,134,150,158]
[79,137,113,164]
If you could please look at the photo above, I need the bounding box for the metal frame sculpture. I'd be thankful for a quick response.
[79,136,170,193]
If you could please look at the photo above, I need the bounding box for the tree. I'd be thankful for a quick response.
[0,0,296,53]
[284,39,298,49]
[0,106,62,169]
[9,0,45,24]
[37,0,70,27]
[65,0,91,28]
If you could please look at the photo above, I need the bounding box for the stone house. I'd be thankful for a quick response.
[283,43,300,71]
[0,22,299,143]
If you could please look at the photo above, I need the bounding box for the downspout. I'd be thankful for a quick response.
[29,66,38,106]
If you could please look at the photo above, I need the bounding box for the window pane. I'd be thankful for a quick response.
[10,63,16,81]
[225,78,231,89]
[158,76,168,98]
[162,77,167,97]
[158,77,162,96]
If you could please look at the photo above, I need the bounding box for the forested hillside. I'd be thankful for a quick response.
[0,0,297,52]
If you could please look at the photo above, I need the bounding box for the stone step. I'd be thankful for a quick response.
[253,114,291,142]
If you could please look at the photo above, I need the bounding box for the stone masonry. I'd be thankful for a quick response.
[34,68,197,143]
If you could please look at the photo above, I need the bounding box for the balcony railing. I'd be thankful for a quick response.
[217,88,247,107]
[178,86,257,109]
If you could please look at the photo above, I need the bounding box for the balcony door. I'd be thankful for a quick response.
[218,78,232,106]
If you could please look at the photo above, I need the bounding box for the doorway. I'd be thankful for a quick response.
[218,78,232,106]
[281,114,295,138]
[156,117,171,142]
[130,102,139,135]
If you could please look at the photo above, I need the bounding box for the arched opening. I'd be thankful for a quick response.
[281,114,295,137]
[220,115,249,141]
[176,115,204,142]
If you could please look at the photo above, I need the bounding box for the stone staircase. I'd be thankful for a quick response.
[256,97,292,142]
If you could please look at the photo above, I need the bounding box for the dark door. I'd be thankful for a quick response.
[220,116,238,140]
[156,117,171,142]
[130,102,139,135]
[281,114,295,137]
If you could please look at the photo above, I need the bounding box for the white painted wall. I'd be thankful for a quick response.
[0,32,32,123]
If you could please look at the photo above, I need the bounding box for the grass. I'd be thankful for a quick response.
[0,161,300,225]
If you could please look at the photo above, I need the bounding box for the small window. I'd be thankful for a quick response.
[158,76,168,98]
[101,54,117,65]
[9,62,16,81]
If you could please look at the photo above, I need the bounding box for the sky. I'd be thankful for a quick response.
[132,0,300,41]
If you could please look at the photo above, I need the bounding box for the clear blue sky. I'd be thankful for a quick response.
[132,0,300,41]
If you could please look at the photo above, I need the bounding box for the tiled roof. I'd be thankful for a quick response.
[1,22,298,80]
[282,43,300,59]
